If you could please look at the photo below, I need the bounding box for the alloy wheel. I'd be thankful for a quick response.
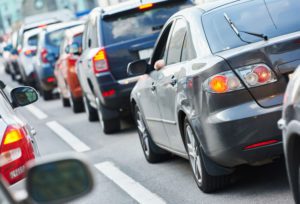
[136,109,150,157]
[186,124,202,184]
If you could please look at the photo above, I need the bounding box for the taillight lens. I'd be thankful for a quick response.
[204,64,277,94]
[93,48,109,74]
[205,71,243,93]
[41,48,48,63]
[0,125,35,184]
[24,49,37,57]
[236,64,277,87]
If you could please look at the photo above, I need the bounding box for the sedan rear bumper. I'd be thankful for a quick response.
[192,101,283,167]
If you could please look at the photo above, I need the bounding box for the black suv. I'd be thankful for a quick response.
[77,0,194,134]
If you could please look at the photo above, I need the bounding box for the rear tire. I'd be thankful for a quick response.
[43,90,52,101]
[62,97,71,107]
[97,105,120,134]
[83,96,99,122]
[135,105,170,163]
[184,118,231,193]
[71,96,85,113]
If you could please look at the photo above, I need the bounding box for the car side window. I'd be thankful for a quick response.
[151,22,174,67]
[166,18,187,65]
[181,32,196,62]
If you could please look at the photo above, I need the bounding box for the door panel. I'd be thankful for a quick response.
[139,71,170,146]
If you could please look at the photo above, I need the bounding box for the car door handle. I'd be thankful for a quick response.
[170,76,177,86]
[151,82,156,91]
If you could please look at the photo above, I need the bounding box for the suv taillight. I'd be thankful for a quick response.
[41,48,48,63]
[0,125,35,185]
[24,49,37,57]
[92,48,109,74]
[204,64,277,94]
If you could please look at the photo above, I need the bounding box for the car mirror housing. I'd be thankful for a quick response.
[127,60,149,76]
[69,42,82,55]
[11,86,38,108]
[25,156,94,204]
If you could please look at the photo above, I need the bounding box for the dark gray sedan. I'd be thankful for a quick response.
[128,0,300,192]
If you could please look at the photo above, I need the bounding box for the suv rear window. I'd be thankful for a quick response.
[102,0,193,45]
[46,29,66,47]
[203,0,300,53]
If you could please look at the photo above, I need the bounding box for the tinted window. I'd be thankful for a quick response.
[181,33,196,61]
[73,34,83,46]
[46,29,66,47]
[167,19,187,65]
[203,0,300,53]
[102,1,193,45]
[28,35,38,46]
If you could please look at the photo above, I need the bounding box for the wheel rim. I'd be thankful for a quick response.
[186,125,202,184]
[136,109,150,157]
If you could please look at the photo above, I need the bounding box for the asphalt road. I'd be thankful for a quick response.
[1,64,294,204]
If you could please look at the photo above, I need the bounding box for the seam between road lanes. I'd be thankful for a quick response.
[95,161,166,204]
[46,121,90,153]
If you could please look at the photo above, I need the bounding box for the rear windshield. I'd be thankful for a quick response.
[102,0,193,45]
[202,0,300,53]
[46,26,78,47]
[73,34,83,46]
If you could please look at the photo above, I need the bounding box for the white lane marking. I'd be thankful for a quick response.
[46,121,90,153]
[95,161,166,204]
[26,105,48,120]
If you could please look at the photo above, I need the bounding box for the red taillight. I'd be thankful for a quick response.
[92,48,109,74]
[41,48,48,63]
[0,125,35,184]
[253,65,272,83]
[17,48,22,54]
[139,3,154,10]
[24,49,36,57]
[46,77,55,83]
[244,139,279,150]
[102,89,116,97]
[237,64,277,87]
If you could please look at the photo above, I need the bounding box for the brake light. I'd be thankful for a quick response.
[0,125,35,184]
[24,49,36,57]
[244,139,279,150]
[46,77,55,83]
[92,48,109,74]
[237,64,277,87]
[139,3,154,10]
[41,48,48,63]
[204,64,277,93]
[38,24,47,29]
[205,71,243,93]
[102,89,116,97]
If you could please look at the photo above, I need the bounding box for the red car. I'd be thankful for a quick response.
[55,25,85,113]
[0,82,39,185]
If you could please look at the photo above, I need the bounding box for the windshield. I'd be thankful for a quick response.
[202,0,300,53]
[102,1,193,45]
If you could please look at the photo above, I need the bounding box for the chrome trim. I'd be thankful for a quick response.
[146,117,176,125]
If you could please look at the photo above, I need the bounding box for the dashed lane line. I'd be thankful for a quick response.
[25,105,48,120]
[46,121,90,153]
[95,161,166,204]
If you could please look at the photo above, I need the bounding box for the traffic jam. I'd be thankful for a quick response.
[0,0,300,203]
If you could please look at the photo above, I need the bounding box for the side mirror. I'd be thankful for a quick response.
[26,157,93,204]
[11,86,38,108]
[69,43,81,55]
[4,44,12,52]
[127,60,149,76]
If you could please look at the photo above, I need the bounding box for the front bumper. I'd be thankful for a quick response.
[192,101,283,168]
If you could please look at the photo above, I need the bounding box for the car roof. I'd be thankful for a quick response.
[23,19,61,31]
[196,0,244,12]
[101,0,189,17]
[43,21,84,33]
[65,25,84,38]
